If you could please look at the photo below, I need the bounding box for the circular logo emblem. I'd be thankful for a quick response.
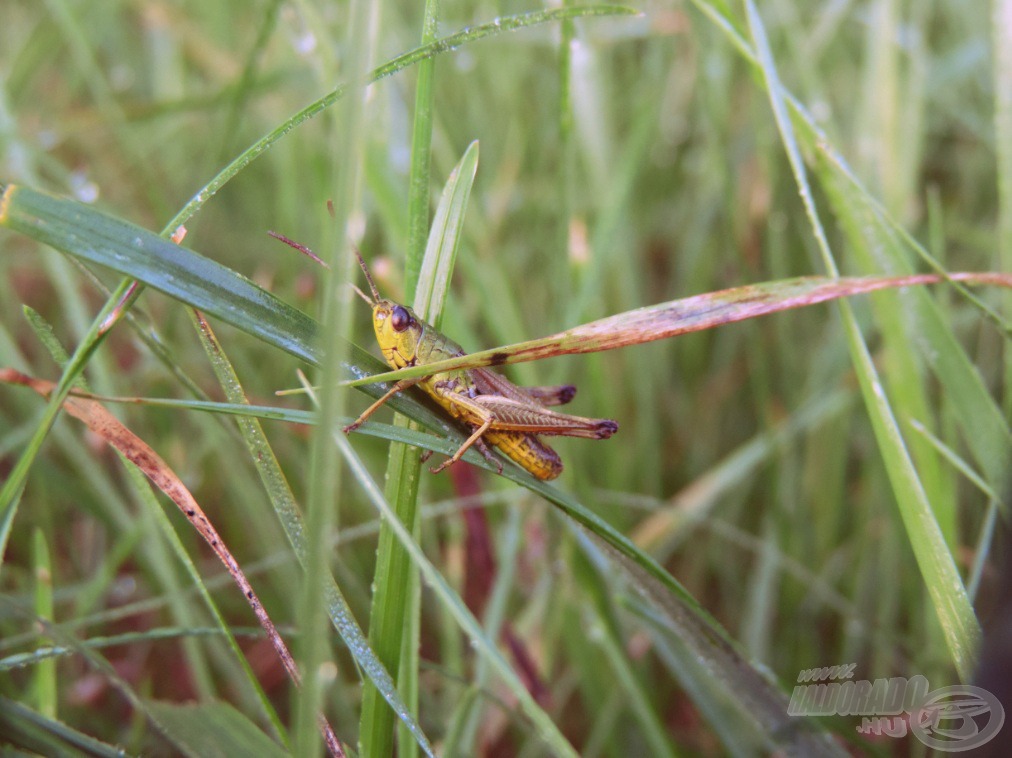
[909,685,1005,752]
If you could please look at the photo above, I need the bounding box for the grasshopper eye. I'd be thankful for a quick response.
[391,305,413,332]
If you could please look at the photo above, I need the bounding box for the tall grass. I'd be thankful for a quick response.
[0,1,1007,754]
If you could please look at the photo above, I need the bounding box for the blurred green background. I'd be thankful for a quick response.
[1,0,1008,754]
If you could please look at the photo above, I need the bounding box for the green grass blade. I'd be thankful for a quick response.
[360,29,446,750]
[414,140,479,328]
[30,530,56,720]
[359,142,476,758]
[403,0,440,301]
[400,28,441,757]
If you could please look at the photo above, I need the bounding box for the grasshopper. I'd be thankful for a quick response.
[343,251,618,480]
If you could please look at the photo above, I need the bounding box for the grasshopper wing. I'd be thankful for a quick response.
[467,394,618,439]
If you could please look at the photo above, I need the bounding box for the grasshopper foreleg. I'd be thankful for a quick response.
[343,377,423,433]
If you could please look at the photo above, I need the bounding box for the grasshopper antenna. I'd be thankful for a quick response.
[324,200,380,304]
[352,246,382,304]
[350,283,373,306]
[269,227,377,306]
[267,230,330,269]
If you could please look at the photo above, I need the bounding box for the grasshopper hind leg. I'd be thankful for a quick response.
[424,427,502,475]
[525,384,577,406]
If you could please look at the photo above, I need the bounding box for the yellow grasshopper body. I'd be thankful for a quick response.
[344,252,618,480]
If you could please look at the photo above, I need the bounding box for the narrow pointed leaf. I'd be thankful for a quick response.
[347,272,1012,386]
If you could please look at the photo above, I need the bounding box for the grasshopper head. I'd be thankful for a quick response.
[372,300,425,369]
[350,248,426,369]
